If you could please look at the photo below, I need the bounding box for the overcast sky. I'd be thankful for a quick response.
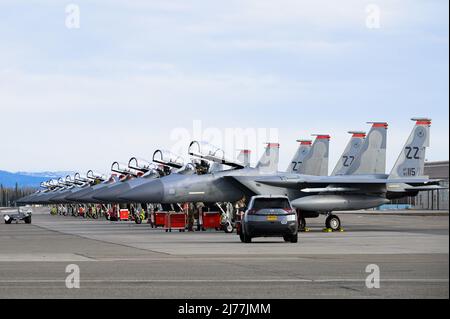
[0,0,448,175]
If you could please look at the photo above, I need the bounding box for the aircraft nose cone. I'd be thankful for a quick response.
[118,180,164,203]
[48,191,70,204]
[76,185,109,203]
[92,182,132,203]
[77,192,103,204]
[66,186,93,201]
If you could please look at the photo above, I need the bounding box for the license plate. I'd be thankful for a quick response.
[266,215,277,221]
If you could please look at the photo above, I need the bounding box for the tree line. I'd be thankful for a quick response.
[0,184,37,207]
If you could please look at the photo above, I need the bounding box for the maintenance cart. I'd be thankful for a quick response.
[3,207,32,224]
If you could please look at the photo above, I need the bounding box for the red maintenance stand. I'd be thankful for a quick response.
[164,211,186,232]
[119,209,130,221]
[201,211,222,231]
[152,211,168,228]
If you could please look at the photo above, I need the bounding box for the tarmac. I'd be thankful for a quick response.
[0,207,448,299]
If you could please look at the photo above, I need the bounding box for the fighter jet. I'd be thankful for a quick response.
[248,118,441,230]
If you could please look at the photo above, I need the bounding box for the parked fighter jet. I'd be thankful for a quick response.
[208,122,385,229]
[250,118,440,230]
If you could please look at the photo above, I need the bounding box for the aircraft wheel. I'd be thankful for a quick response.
[326,215,341,231]
[223,222,234,233]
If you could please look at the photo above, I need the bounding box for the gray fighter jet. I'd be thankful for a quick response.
[247,118,442,229]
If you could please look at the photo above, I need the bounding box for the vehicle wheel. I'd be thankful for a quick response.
[326,215,341,231]
[92,214,98,220]
[24,216,32,224]
[223,222,234,233]
[5,219,12,224]
[135,217,142,224]
[285,233,298,243]
[239,228,252,243]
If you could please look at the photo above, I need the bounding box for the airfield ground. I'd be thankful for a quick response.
[0,207,448,299]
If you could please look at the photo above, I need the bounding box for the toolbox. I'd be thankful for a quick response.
[119,209,129,221]
[164,212,186,232]
[201,211,222,230]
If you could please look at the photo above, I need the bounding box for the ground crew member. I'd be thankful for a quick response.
[195,202,205,230]
[187,202,195,231]
[235,196,247,221]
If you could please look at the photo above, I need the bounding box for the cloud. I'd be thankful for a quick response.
[0,0,447,173]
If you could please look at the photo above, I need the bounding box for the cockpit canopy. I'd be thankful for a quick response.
[188,141,224,160]
[128,157,157,173]
[152,150,185,169]
[188,141,245,169]
[74,172,89,184]
[110,162,138,176]
[87,170,108,181]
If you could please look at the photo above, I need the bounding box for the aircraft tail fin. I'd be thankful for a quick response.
[237,150,251,167]
[344,122,388,175]
[389,118,431,178]
[256,143,280,173]
[286,139,312,173]
[331,131,366,175]
[301,134,330,175]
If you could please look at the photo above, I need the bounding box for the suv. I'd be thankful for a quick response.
[239,196,298,243]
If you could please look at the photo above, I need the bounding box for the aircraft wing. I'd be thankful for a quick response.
[254,176,442,190]
[390,184,448,192]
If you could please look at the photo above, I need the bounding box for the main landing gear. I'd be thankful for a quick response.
[325,214,341,231]
[297,210,343,232]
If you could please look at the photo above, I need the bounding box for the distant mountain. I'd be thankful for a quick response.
[16,171,74,179]
[0,170,74,188]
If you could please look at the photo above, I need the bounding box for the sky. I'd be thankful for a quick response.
[0,0,448,175]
